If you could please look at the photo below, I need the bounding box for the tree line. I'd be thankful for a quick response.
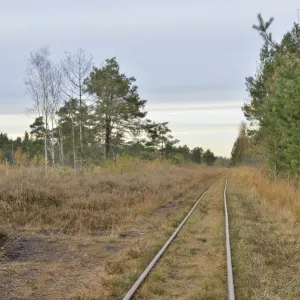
[231,13,300,177]
[1,47,219,168]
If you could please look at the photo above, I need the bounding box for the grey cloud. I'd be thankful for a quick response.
[1,0,299,154]
[0,98,32,115]
[170,123,239,131]
[146,102,242,112]
[2,0,298,107]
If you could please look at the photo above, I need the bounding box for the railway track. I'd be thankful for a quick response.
[122,179,235,300]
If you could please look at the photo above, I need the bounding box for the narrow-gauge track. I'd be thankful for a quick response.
[122,179,235,300]
[224,180,235,300]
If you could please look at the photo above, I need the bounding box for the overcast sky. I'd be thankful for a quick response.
[1,1,299,156]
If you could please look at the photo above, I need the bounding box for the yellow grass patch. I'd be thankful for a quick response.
[230,166,300,222]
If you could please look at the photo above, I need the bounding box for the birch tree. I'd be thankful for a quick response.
[25,47,52,169]
[61,49,92,166]
[25,46,62,169]
[49,64,63,168]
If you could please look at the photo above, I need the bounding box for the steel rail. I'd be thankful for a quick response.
[122,183,214,300]
[224,179,235,300]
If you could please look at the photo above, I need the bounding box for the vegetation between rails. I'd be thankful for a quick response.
[133,178,227,300]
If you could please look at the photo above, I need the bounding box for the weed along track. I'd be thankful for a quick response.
[122,178,235,300]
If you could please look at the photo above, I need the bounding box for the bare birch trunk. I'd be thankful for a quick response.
[49,119,55,169]
[59,126,65,166]
[44,130,47,171]
[50,132,55,169]
[79,99,83,168]
[72,118,76,169]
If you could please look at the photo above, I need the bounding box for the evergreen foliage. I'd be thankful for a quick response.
[235,13,300,176]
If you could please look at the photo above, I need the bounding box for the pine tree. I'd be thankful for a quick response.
[85,58,147,160]
[241,13,300,176]
[191,147,203,164]
[203,149,216,165]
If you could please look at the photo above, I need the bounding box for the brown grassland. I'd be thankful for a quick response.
[2,162,299,300]
[229,167,300,299]
[231,166,300,222]
[0,161,224,299]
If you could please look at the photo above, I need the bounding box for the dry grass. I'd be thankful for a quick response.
[76,176,224,300]
[227,178,300,299]
[0,161,224,299]
[133,178,227,300]
[0,162,224,235]
[231,166,300,222]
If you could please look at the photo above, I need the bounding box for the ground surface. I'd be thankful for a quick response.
[1,167,300,299]
[134,178,227,300]
[227,178,300,300]
[0,164,223,299]
[131,177,300,300]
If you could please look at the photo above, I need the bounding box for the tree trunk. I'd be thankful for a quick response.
[49,119,55,169]
[105,117,111,160]
[79,88,84,168]
[44,130,47,171]
[72,118,76,169]
[44,115,49,171]
[50,131,55,169]
[59,126,65,166]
